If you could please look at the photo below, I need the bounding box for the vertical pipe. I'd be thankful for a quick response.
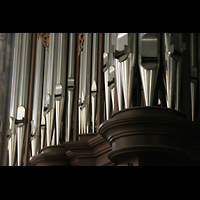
[30,35,44,156]
[97,33,104,132]
[73,33,81,141]
[44,33,57,146]
[65,33,76,142]
[55,33,68,145]
[8,33,22,166]
[16,33,32,166]
[24,33,36,166]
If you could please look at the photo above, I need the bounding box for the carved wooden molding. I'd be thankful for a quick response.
[78,33,85,56]
[37,33,49,51]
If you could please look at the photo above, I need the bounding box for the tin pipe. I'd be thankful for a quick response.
[55,33,68,145]
[44,33,57,146]
[16,33,32,166]
[30,36,44,156]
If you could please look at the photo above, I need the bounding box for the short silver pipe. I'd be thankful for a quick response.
[114,59,123,111]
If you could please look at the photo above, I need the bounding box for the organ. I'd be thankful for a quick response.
[2,33,200,166]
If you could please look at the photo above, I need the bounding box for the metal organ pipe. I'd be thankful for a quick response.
[55,33,68,145]
[30,36,44,157]
[8,33,22,166]
[16,33,32,166]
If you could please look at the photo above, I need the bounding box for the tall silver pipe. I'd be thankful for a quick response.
[65,33,75,141]
[103,33,115,120]
[30,36,44,156]
[91,33,99,132]
[8,33,22,166]
[44,33,57,146]
[109,66,115,112]
[55,33,68,145]
[40,48,48,150]
[81,33,92,133]
[139,33,159,106]
[16,33,32,166]
[78,46,84,134]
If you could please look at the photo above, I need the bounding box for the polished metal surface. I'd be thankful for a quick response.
[8,33,22,166]
[117,33,137,109]
[81,33,92,133]
[30,36,44,156]
[44,33,57,146]
[65,33,75,141]
[91,33,98,132]
[55,33,68,145]
[114,59,123,111]
[138,33,160,106]
[16,33,32,166]
[163,33,185,110]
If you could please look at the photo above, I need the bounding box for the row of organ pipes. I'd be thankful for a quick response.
[6,33,198,166]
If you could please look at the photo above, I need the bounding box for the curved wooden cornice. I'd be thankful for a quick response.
[99,106,200,165]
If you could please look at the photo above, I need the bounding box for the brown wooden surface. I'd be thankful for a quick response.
[24,33,37,166]
[73,33,81,141]
[99,106,199,165]
[96,33,104,133]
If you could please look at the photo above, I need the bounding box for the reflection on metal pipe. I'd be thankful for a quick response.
[78,45,84,135]
[115,60,123,111]
[103,33,116,120]
[114,33,137,109]
[91,33,98,133]
[81,33,92,133]
[16,33,32,166]
[65,33,75,141]
[40,48,48,150]
[8,33,22,166]
[44,33,57,146]
[163,33,184,109]
[109,66,115,112]
[103,67,110,120]
[55,33,68,145]
[138,33,160,106]
[30,36,44,157]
